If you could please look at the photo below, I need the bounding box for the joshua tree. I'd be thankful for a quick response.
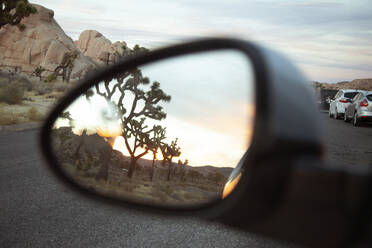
[54,50,78,83]
[207,172,227,185]
[160,138,181,181]
[178,159,188,181]
[0,0,37,30]
[59,111,74,127]
[123,117,154,178]
[84,89,94,101]
[187,170,202,183]
[148,125,166,181]
[32,66,45,81]
[95,69,171,178]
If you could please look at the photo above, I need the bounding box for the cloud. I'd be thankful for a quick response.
[31,0,372,82]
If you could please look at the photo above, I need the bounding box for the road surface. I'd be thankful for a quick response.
[322,113,372,167]
[0,130,292,247]
[0,113,371,247]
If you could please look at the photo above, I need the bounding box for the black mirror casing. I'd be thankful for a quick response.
[40,38,371,247]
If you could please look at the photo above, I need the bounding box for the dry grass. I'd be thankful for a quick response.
[0,104,27,125]
[0,108,19,125]
[0,104,45,125]
[45,90,64,99]
[0,84,24,104]
[57,159,223,206]
[52,82,70,93]
[27,107,44,121]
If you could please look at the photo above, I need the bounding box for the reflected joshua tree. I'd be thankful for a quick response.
[94,68,172,178]
[148,125,167,181]
[160,138,181,181]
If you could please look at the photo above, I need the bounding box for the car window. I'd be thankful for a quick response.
[367,95,372,101]
[352,93,360,101]
[344,92,358,99]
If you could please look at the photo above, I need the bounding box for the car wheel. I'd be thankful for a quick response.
[353,112,360,126]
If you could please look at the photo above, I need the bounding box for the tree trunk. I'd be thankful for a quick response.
[167,162,172,181]
[127,157,137,178]
[150,156,155,181]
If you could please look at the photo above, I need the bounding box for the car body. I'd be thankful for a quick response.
[344,90,372,126]
[329,89,360,119]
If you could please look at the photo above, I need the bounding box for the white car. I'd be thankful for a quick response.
[329,89,360,119]
[344,91,372,126]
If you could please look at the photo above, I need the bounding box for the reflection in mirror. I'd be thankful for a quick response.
[51,49,255,207]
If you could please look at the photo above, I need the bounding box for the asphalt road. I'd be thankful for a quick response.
[321,113,372,167]
[0,129,292,247]
[0,113,370,248]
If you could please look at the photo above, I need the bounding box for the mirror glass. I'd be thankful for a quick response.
[50,49,255,207]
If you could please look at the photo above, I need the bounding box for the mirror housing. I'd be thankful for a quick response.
[41,38,352,247]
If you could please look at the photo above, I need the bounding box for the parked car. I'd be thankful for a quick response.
[319,89,338,110]
[344,90,372,126]
[328,89,360,119]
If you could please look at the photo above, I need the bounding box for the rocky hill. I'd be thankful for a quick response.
[0,4,96,79]
[75,30,128,66]
[314,79,372,91]
[0,4,135,82]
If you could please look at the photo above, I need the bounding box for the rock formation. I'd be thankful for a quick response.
[0,4,96,80]
[74,30,128,66]
[316,79,372,91]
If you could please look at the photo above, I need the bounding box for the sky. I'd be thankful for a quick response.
[55,50,255,168]
[32,0,372,83]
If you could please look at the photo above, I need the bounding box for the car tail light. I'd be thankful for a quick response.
[360,99,368,107]
[339,99,348,103]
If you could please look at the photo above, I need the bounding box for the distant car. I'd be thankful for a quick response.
[319,89,338,110]
[328,89,360,119]
[344,91,372,126]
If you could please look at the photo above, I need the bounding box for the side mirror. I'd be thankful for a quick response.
[41,38,339,247]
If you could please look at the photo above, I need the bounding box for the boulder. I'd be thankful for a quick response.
[0,4,97,80]
[75,30,128,65]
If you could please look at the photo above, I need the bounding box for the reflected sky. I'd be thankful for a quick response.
[55,50,255,168]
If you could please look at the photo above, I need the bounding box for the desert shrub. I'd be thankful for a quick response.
[121,181,136,193]
[52,82,69,92]
[44,74,57,83]
[0,108,17,125]
[151,184,167,202]
[34,84,51,95]
[27,107,44,121]
[0,105,26,125]
[14,76,33,91]
[0,84,24,104]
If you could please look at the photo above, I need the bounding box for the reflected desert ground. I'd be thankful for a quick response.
[51,127,231,206]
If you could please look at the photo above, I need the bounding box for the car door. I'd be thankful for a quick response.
[355,93,364,116]
[367,93,372,112]
[347,93,359,118]
[330,90,341,115]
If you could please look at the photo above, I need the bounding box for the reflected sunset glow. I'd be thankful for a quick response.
[54,49,255,169]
